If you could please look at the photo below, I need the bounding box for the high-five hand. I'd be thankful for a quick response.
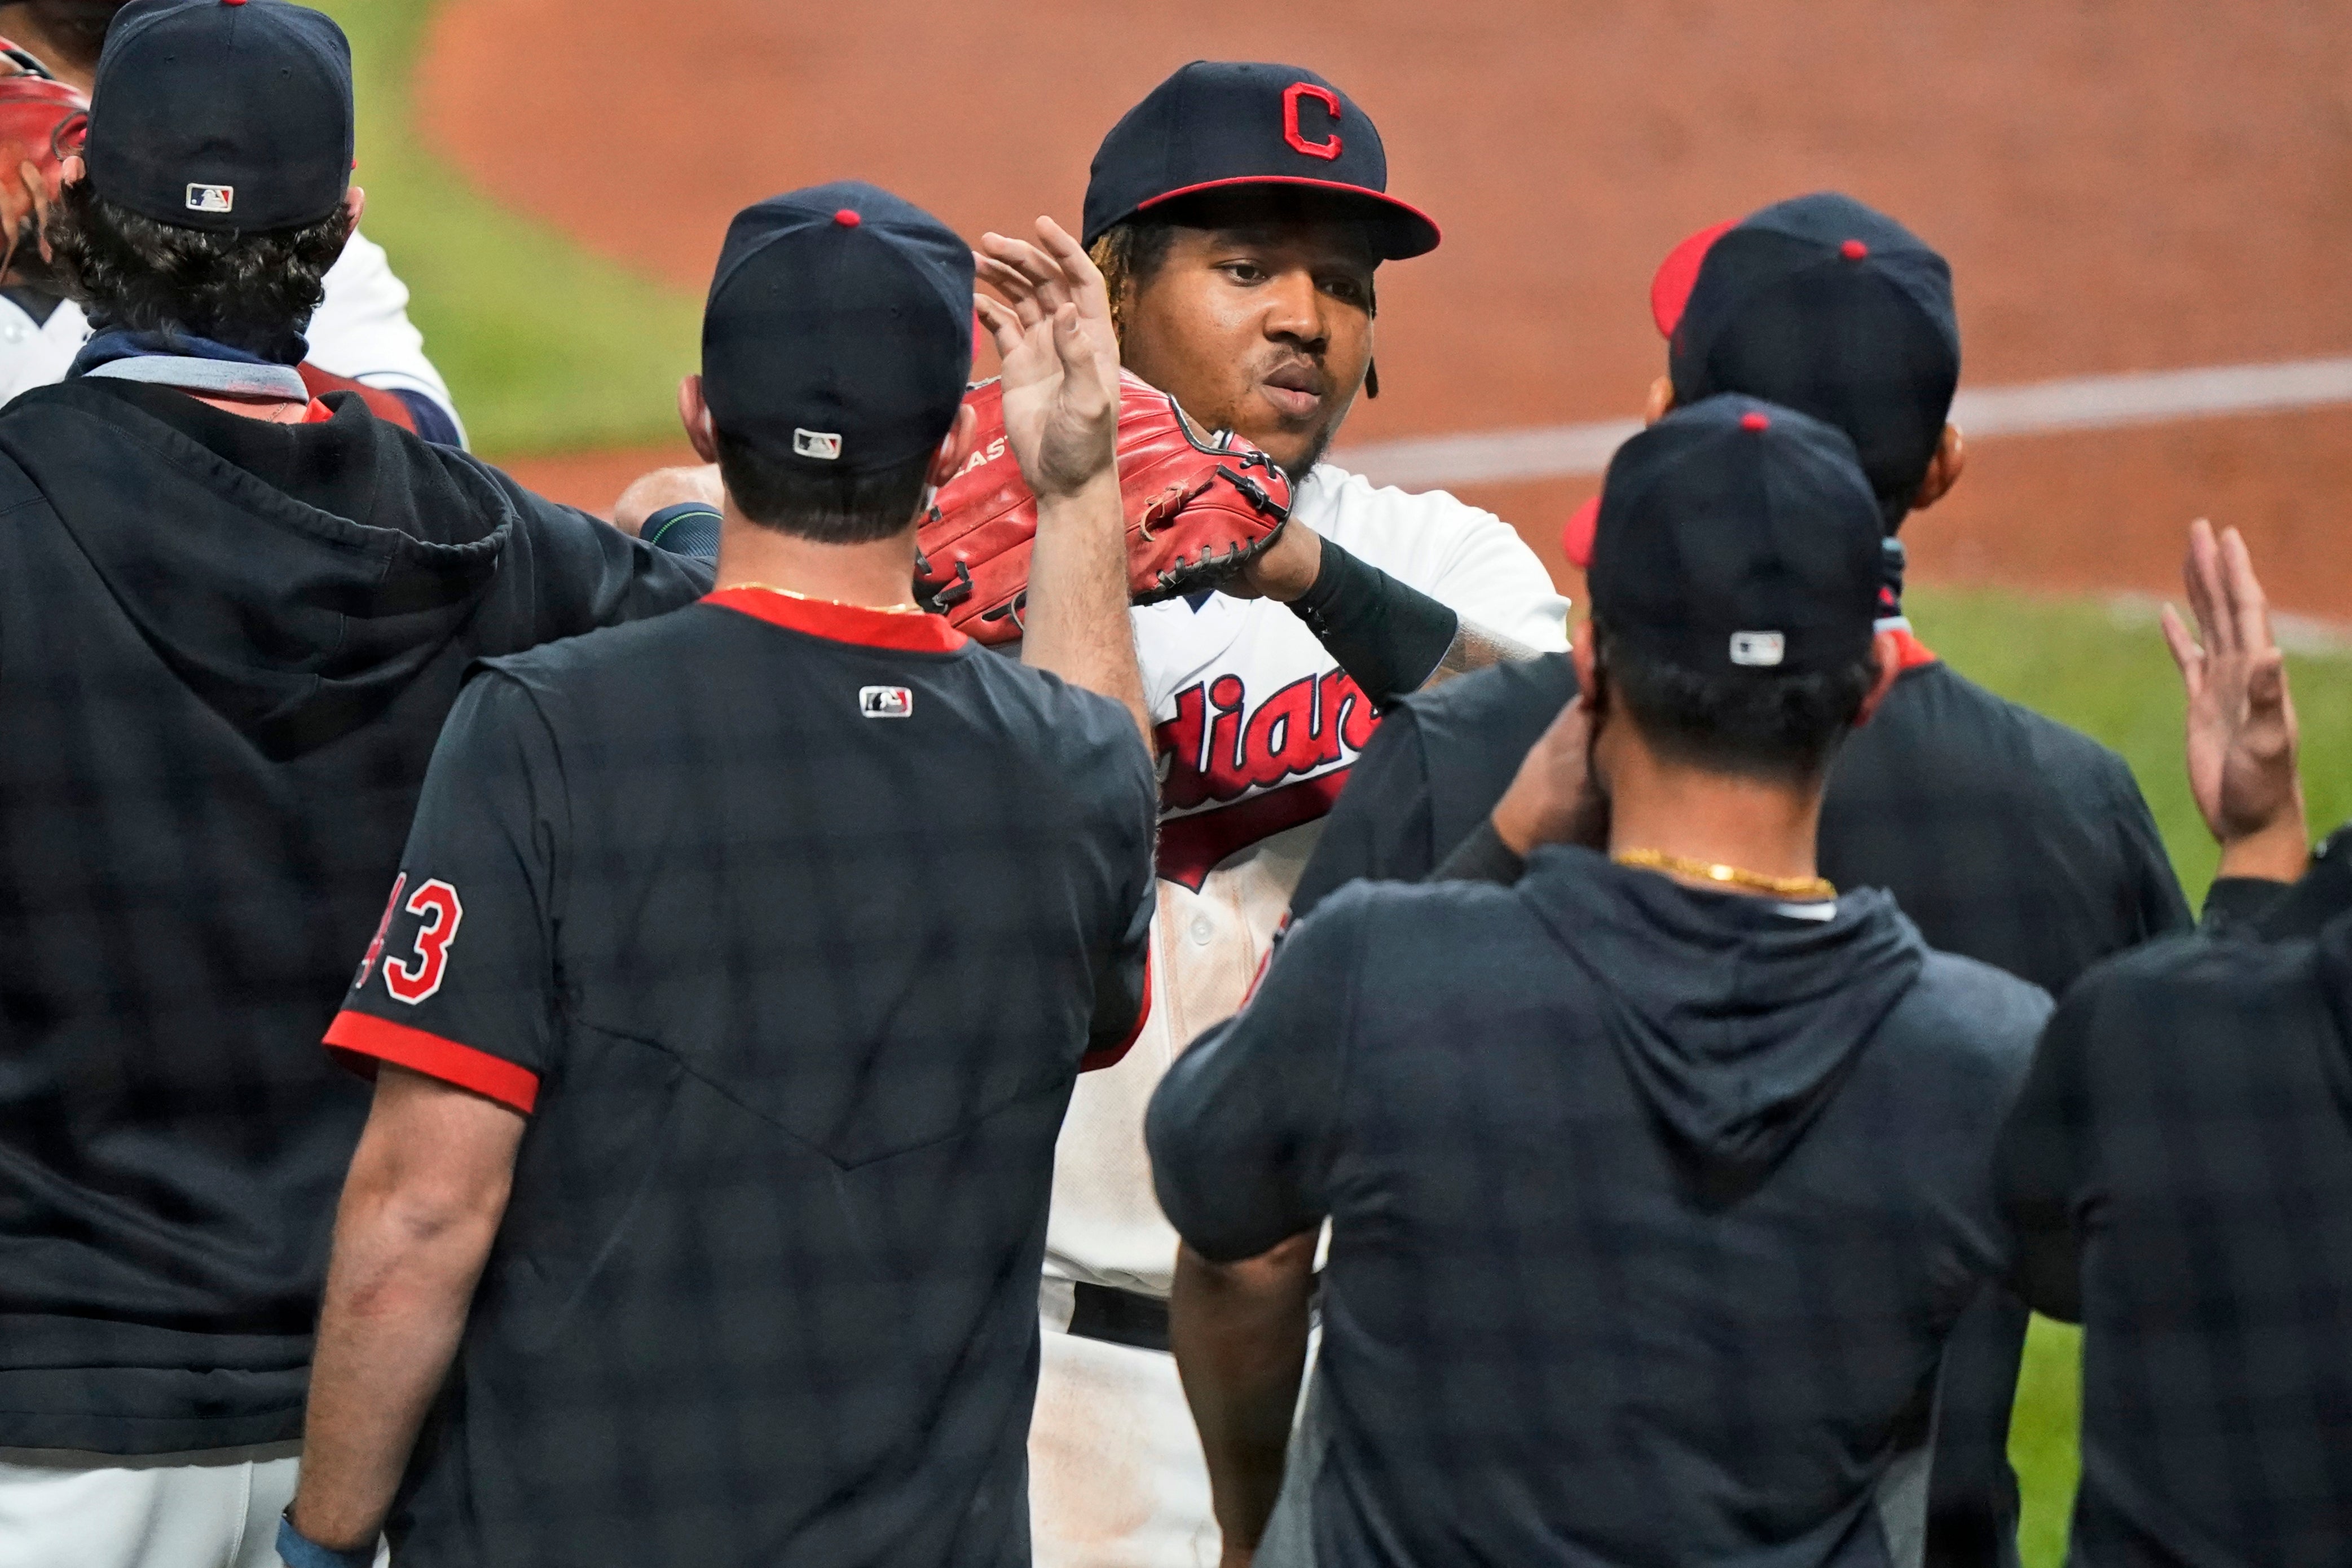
[973,218,1149,745]
[2160,518,2306,880]
[974,217,1122,500]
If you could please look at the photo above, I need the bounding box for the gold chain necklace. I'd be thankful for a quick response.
[1613,848,1836,902]
[726,582,922,615]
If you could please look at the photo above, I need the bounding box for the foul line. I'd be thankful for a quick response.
[1334,355,2352,491]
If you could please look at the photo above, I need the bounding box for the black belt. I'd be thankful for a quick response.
[1062,1273,1324,1356]
[1067,1281,1171,1354]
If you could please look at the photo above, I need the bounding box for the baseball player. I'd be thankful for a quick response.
[1026,61,1569,1568]
[0,7,708,1563]
[0,0,464,439]
[287,188,1155,1568]
[1285,193,2193,1566]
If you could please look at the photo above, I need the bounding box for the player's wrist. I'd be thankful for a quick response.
[1244,522,1322,602]
[1032,467,1122,514]
[278,1509,378,1568]
[2216,798,2310,883]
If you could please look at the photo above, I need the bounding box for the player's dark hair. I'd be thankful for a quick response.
[14,0,122,74]
[713,431,936,546]
[1591,618,1879,786]
[47,179,353,363]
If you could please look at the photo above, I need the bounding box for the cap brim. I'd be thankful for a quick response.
[1650,218,1738,338]
[1134,176,1441,259]
[1563,495,1600,570]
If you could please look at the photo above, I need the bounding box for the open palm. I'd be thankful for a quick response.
[973,217,1121,500]
[2161,519,2301,844]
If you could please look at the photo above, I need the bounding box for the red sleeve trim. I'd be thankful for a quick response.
[323,1010,540,1114]
[1081,952,1153,1073]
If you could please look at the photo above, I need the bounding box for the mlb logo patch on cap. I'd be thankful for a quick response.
[1729,631,1787,667]
[794,429,843,461]
[186,183,234,214]
[859,686,913,719]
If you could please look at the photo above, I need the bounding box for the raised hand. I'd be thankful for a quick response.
[972,217,1121,501]
[2160,518,2306,877]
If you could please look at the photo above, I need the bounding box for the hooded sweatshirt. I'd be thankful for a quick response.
[1149,845,2050,1568]
[0,378,710,1454]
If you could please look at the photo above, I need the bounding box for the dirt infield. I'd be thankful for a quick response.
[432,0,2352,616]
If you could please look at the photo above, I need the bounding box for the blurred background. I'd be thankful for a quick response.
[320,3,2352,1560]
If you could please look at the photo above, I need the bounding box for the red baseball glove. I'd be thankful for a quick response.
[0,39,88,282]
[915,371,1293,645]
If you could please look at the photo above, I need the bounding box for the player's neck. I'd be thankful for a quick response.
[712,500,922,611]
[1601,740,1825,897]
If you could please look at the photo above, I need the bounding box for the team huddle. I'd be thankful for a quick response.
[0,3,2345,1568]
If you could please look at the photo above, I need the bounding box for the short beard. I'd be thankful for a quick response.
[1279,387,1360,484]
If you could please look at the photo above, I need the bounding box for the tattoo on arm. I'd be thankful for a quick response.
[1425,618,1544,689]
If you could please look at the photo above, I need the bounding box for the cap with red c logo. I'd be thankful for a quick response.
[1082,61,1439,259]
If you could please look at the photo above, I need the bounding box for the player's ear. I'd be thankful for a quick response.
[677,375,720,464]
[1912,424,1966,511]
[343,186,366,230]
[1569,624,1598,695]
[1855,629,1906,727]
[1643,376,1675,427]
[927,402,979,487]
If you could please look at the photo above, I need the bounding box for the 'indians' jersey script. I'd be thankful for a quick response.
[1045,462,1571,1293]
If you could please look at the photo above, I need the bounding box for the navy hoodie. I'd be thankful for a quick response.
[0,380,710,1453]
[1149,847,2050,1567]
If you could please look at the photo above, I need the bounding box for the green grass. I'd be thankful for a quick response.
[1906,585,2352,1567]
[312,0,700,454]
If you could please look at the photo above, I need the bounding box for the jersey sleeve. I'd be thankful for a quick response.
[1071,695,1160,1071]
[485,463,715,641]
[1993,976,2098,1322]
[323,672,565,1114]
[1288,702,1437,919]
[1418,495,1571,650]
[302,230,466,446]
[1144,891,1360,1261]
[2107,759,2193,941]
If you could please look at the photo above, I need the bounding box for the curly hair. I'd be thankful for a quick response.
[46,179,352,362]
[7,1,124,74]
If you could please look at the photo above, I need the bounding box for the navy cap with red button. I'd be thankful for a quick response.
[85,0,354,233]
[1588,394,1884,679]
[1082,61,1439,259]
[1654,192,1959,527]
[701,180,974,479]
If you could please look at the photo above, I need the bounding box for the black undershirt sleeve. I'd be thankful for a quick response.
[1288,702,1438,920]
[1994,989,2094,1323]
[1431,819,1527,887]
[1285,535,1460,708]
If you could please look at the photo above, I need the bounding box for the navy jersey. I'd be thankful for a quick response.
[0,380,708,1454]
[328,588,1156,1568]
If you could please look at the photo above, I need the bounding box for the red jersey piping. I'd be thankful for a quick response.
[324,1010,541,1115]
[704,587,968,653]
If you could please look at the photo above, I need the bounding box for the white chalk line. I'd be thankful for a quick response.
[1333,355,2352,491]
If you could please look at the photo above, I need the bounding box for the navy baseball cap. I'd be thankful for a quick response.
[1652,193,1959,529]
[701,181,974,479]
[1082,61,1438,260]
[1589,395,1884,679]
[85,0,354,233]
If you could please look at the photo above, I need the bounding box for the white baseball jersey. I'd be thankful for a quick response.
[0,230,463,441]
[1029,465,1568,1568]
[1043,463,1570,1297]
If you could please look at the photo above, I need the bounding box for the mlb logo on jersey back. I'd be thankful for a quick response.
[185,183,234,214]
[860,686,913,719]
[794,429,843,461]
